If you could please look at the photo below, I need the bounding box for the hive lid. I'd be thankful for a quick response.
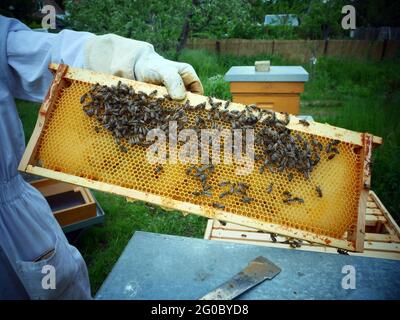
[224,66,309,82]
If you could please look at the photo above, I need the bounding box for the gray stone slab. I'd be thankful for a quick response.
[224,66,309,82]
[96,232,400,300]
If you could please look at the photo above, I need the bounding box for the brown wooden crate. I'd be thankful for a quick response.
[54,202,97,227]
[30,178,97,227]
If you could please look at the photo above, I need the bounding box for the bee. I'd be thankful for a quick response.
[332,139,340,145]
[219,180,231,187]
[283,191,292,198]
[326,142,332,153]
[90,83,100,91]
[337,249,349,255]
[235,186,247,196]
[195,115,205,126]
[283,112,290,125]
[94,126,101,133]
[84,108,95,117]
[36,159,43,167]
[199,174,207,184]
[192,191,202,196]
[119,145,128,153]
[154,165,163,174]
[241,196,253,204]
[266,183,273,194]
[316,186,323,197]
[149,90,158,97]
[185,165,196,175]
[287,173,294,182]
[237,182,249,190]
[203,190,212,197]
[259,165,265,174]
[270,233,277,242]
[267,164,275,174]
[219,191,230,199]
[80,93,88,104]
[331,147,340,154]
[299,119,310,127]
[289,240,302,248]
[195,102,206,110]
[327,153,336,160]
[224,100,231,110]
[213,202,225,209]
[293,197,304,204]
[274,122,286,130]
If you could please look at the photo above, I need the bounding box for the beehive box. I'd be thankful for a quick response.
[19,64,381,252]
[204,191,400,260]
[30,178,97,227]
[225,66,309,115]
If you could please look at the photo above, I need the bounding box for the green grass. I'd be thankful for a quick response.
[15,49,400,294]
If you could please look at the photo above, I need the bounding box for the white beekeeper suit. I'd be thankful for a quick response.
[0,15,203,300]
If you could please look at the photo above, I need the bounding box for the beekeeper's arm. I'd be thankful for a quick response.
[7,23,203,102]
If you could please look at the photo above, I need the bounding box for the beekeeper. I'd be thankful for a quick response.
[0,15,203,299]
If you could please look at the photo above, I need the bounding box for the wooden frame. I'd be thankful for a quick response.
[30,178,97,227]
[204,191,400,260]
[18,64,383,252]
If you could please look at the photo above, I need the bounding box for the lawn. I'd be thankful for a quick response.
[16,49,400,294]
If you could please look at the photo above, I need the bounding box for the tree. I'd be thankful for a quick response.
[354,0,400,27]
[65,0,256,53]
[65,0,189,52]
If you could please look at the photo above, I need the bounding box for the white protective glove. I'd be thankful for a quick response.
[84,34,203,100]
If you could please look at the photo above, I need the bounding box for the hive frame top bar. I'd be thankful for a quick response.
[49,63,381,147]
[18,63,381,252]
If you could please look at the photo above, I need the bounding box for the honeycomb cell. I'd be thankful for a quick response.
[34,79,365,241]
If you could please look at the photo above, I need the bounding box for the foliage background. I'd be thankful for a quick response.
[64,0,400,52]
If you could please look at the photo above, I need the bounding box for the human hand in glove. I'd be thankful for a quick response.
[84,34,203,100]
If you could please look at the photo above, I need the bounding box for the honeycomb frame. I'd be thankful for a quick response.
[19,64,381,252]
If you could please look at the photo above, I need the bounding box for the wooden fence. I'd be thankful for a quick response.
[187,39,400,62]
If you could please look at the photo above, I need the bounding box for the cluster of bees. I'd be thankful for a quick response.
[81,81,189,151]
[184,164,253,209]
[81,82,341,209]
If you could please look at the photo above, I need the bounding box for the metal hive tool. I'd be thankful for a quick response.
[19,64,382,252]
